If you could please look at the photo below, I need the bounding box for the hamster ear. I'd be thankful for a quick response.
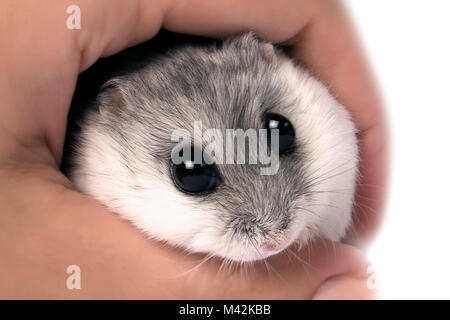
[97,79,126,118]
[230,31,267,46]
[226,32,277,61]
[247,31,277,61]
[248,31,265,43]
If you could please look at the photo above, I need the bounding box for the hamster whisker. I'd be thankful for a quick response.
[168,253,217,279]
[305,165,359,191]
[304,145,354,177]
[286,247,314,274]
[292,205,317,216]
[353,192,380,203]
[308,189,355,196]
[217,258,232,278]
[354,182,386,191]
[304,201,347,212]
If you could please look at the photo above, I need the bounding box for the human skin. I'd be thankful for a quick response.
[0,0,386,299]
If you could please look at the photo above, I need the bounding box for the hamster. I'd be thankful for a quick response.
[64,31,358,263]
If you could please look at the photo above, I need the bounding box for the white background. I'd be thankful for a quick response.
[345,0,450,299]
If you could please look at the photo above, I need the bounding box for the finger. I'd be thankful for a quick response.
[306,240,375,299]
[250,240,371,299]
[312,274,379,299]
[309,241,379,299]
[0,0,167,165]
[172,239,371,299]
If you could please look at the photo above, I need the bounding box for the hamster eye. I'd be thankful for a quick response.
[171,146,221,195]
[263,113,296,154]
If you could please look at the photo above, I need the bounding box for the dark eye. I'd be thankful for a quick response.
[263,113,296,154]
[171,146,221,195]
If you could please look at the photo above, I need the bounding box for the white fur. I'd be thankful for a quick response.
[278,60,358,242]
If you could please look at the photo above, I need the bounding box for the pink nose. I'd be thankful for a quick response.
[262,240,282,252]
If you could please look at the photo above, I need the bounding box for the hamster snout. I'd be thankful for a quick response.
[68,32,359,263]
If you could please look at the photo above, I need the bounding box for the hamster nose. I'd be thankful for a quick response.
[262,239,283,252]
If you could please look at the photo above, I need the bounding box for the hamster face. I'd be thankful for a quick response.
[70,33,358,262]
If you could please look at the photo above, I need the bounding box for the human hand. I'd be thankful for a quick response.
[0,0,386,298]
